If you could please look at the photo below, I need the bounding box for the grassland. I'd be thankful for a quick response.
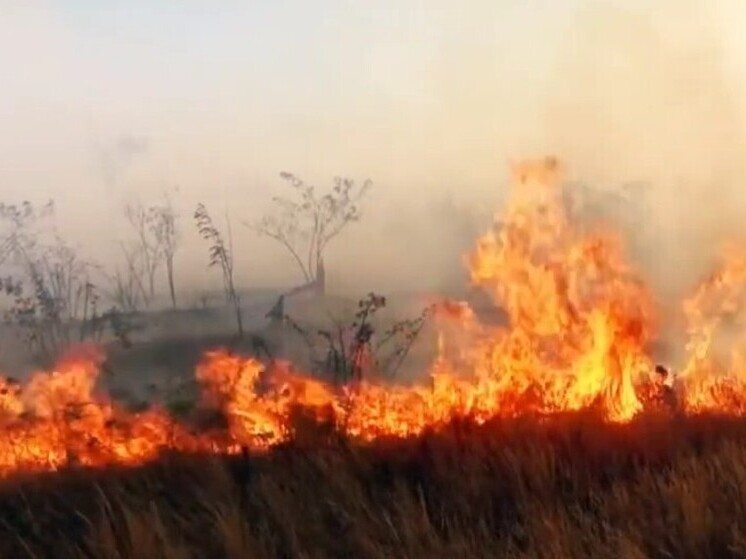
[2,411,746,558]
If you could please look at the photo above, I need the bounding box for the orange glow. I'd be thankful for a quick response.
[1,156,746,478]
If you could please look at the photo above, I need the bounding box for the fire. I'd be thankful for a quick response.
[0,345,208,476]
[1,156,746,478]
[679,245,746,413]
[462,157,653,420]
[196,351,341,447]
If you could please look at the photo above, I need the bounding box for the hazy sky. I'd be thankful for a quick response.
[2,1,746,298]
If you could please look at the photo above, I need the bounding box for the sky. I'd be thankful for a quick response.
[2,1,746,299]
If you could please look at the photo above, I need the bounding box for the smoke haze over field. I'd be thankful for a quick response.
[2,1,746,299]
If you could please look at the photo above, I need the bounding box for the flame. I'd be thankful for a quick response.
[0,345,212,476]
[679,244,746,413]
[1,156,746,478]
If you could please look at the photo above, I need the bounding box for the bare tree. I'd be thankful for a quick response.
[35,236,100,322]
[123,202,160,306]
[0,201,101,363]
[248,173,371,293]
[0,200,55,270]
[149,194,180,308]
[194,203,243,338]
[102,241,148,313]
[122,193,181,309]
[9,249,99,362]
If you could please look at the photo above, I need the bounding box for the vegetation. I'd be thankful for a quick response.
[283,292,432,384]
[0,174,378,372]
[0,175,734,559]
[2,413,746,558]
[0,201,106,364]
[194,203,243,339]
[0,198,182,365]
[249,173,372,291]
[120,194,182,310]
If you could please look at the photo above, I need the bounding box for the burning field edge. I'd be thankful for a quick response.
[5,156,746,556]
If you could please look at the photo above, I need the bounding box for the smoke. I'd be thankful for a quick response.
[91,132,151,189]
[1,1,746,307]
[543,1,746,302]
[335,1,746,301]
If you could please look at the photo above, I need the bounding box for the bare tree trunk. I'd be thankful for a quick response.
[148,269,156,304]
[234,295,243,339]
[225,210,242,339]
[166,256,176,308]
[79,283,90,342]
[315,258,325,297]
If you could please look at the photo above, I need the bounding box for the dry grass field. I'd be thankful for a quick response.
[2,411,746,559]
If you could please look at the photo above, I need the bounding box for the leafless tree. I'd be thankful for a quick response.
[34,236,100,323]
[0,201,101,363]
[0,200,55,270]
[123,202,160,306]
[0,202,80,312]
[149,193,180,308]
[102,241,148,313]
[122,193,181,308]
[194,203,243,338]
[248,173,371,292]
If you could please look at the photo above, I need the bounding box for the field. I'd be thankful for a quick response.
[2,159,746,559]
[2,412,746,558]
[5,0,746,555]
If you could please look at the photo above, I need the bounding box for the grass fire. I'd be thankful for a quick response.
[2,157,746,557]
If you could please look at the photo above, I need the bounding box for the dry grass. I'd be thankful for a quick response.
[3,412,746,558]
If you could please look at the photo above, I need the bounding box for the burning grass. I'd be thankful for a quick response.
[4,155,746,556]
[3,413,746,558]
